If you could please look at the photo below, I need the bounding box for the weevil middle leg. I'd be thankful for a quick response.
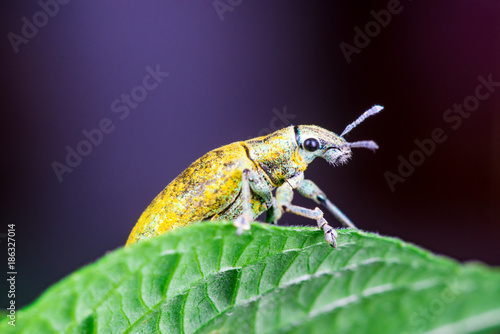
[296,179,357,229]
[271,180,338,248]
[233,168,274,235]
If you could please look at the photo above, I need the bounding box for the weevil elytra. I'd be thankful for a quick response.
[126,105,383,247]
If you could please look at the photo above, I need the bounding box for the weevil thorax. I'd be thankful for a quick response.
[245,126,307,187]
[295,125,352,166]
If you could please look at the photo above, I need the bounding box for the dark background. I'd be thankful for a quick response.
[1,0,499,308]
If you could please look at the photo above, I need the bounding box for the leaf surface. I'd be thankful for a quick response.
[2,222,500,334]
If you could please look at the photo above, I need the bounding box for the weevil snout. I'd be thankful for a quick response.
[324,144,352,166]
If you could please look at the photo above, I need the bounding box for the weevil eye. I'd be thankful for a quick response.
[304,138,320,152]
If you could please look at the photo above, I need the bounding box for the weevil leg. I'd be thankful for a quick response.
[233,168,274,235]
[247,170,274,208]
[266,172,303,224]
[296,179,357,229]
[274,182,338,248]
[233,169,253,235]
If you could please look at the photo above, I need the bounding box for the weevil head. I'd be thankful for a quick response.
[295,105,383,166]
[295,125,352,166]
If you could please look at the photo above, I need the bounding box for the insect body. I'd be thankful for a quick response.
[126,106,383,247]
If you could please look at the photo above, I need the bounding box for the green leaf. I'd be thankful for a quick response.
[2,221,500,334]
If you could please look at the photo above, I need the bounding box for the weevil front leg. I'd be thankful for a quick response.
[233,169,273,235]
[296,179,357,229]
[273,181,338,248]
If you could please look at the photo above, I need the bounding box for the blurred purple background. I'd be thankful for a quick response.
[1,0,499,307]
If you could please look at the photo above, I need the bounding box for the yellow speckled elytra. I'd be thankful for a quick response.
[127,106,383,247]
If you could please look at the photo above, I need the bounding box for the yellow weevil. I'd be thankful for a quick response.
[127,106,383,247]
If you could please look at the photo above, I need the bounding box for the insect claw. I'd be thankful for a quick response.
[329,237,337,248]
[325,230,337,248]
[233,213,252,235]
[319,217,338,248]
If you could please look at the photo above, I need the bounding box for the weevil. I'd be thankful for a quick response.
[126,105,383,247]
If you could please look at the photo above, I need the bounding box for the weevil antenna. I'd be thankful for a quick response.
[348,140,379,152]
[341,105,383,137]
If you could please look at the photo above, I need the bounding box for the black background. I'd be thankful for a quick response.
[1,0,499,308]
